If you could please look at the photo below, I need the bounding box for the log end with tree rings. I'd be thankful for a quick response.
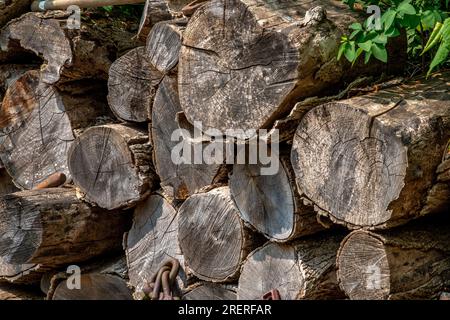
[178,187,257,282]
[68,124,156,210]
[124,194,187,299]
[107,47,163,123]
[229,154,323,242]
[291,73,450,229]
[0,70,74,190]
[0,188,129,266]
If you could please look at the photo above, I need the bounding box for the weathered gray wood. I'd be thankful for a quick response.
[68,123,158,210]
[337,217,450,300]
[0,11,138,84]
[107,47,163,122]
[0,70,110,190]
[291,71,450,229]
[178,187,261,282]
[237,232,345,300]
[124,193,187,299]
[183,283,237,300]
[0,188,129,266]
[137,0,173,40]
[150,75,226,200]
[229,152,323,242]
[146,19,186,74]
[0,257,48,285]
[178,0,404,139]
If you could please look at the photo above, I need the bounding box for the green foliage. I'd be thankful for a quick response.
[338,0,449,74]
[99,4,144,18]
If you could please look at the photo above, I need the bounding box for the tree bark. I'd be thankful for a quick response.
[68,123,158,210]
[0,11,139,85]
[291,71,450,229]
[336,217,450,300]
[150,75,226,200]
[237,232,345,300]
[124,193,188,299]
[107,46,163,123]
[0,188,130,266]
[229,151,324,242]
[136,0,174,41]
[178,0,405,139]
[0,70,111,190]
[183,283,237,300]
[178,186,262,282]
[146,19,186,74]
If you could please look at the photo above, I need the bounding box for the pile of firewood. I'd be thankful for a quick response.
[0,0,449,300]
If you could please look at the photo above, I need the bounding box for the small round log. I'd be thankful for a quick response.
[178,186,260,282]
[68,123,158,210]
[183,283,237,300]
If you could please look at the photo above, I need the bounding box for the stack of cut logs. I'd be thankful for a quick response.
[0,0,449,300]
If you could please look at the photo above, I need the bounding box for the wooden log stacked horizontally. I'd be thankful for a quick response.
[1,0,448,301]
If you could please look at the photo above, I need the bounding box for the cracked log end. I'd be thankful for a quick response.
[178,186,257,282]
[107,47,163,123]
[68,124,156,210]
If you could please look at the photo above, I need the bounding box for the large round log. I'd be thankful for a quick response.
[150,75,226,199]
[291,71,450,229]
[68,123,158,210]
[0,11,138,85]
[124,193,187,299]
[136,0,173,41]
[0,188,130,266]
[178,0,404,139]
[146,19,186,74]
[229,152,323,242]
[183,283,237,300]
[337,217,450,300]
[178,186,261,282]
[0,70,110,190]
[107,47,163,123]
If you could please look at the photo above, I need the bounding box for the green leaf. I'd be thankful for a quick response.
[384,26,400,37]
[349,29,361,39]
[373,34,388,45]
[371,43,388,62]
[352,48,364,66]
[337,43,347,61]
[102,6,113,12]
[344,42,357,62]
[364,51,372,64]
[422,21,443,54]
[358,40,373,51]
[401,14,420,29]
[397,1,416,15]
[349,22,363,30]
[382,9,397,30]
[427,41,450,76]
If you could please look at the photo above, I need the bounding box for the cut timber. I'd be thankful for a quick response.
[178,187,260,282]
[0,188,129,266]
[0,0,32,27]
[337,217,450,300]
[0,257,48,285]
[237,233,345,300]
[45,257,133,300]
[291,71,450,229]
[146,19,186,74]
[124,193,187,299]
[0,283,44,300]
[229,152,323,242]
[183,283,237,300]
[0,64,36,96]
[0,11,138,84]
[178,0,404,139]
[150,75,225,200]
[137,0,173,41]
[0,70,110,190]
[108,47,163,122]
[68,123,158,210]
